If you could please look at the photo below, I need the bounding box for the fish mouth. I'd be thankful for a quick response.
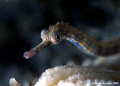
[23,40,51,59]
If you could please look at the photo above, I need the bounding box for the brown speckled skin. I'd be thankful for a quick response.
[48,22,102,55]
[48,22,120,56]
[101,37,120,55]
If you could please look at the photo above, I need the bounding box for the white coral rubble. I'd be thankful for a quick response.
[9,78,21,86]
[34,65,120,86]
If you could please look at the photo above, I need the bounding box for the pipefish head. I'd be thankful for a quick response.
[23,22,68,59]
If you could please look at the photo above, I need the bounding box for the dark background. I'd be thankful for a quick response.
[0,0,120,85]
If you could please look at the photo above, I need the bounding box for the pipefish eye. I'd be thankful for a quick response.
[56,35,60,40]
[51,32,60,44]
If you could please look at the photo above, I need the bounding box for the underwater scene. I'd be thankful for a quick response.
[0,0,120,86]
